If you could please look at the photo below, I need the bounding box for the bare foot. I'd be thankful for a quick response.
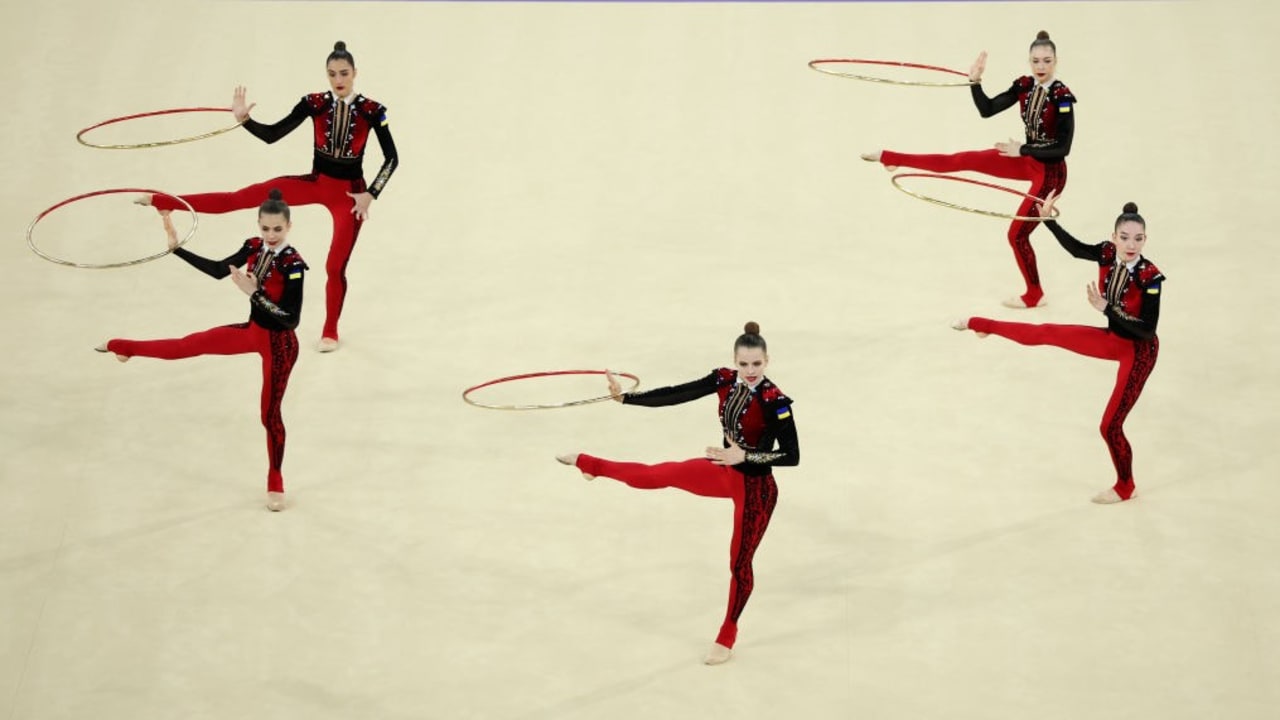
[556,454,594,480]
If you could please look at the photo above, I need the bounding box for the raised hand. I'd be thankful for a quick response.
[1035,189,1059,219]
[969,51,988,83]
[1086,281,1108,312]
[605,369,623,402]
[232,86,256,123]
[160,211,178,251]
[229,265,259,296]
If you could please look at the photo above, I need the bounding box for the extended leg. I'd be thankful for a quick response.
[106,323,256,360]
[149,175,320,215]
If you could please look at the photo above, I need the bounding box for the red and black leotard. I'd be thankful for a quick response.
[1044,221,1165,338]
[574,368,798,651]
[972,76,1077,163]
[106,239,309,495]
[965,220,1164,500]
[174,239,308,330]
[244,92,399,197]
[622,368,800,476]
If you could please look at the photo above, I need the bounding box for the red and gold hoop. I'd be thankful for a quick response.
[462,370,641,410]
[808,58,976,87]
[76,107,244,149]
[26,188,198,269]
[889,173,1061,222]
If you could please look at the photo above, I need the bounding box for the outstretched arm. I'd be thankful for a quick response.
[165,215,252,279]
[615,370,719,408]
[238,87,309,145]
[1037,191,1102,262]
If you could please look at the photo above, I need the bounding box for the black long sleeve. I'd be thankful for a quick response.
[622,372,719,407]
[1044,220,1102,261]
[242,99,309,145]
[249,274,303,331]
[741,410,799,471]
[173,244,253,279]
[971,81,1019,118]
[367,121,399,199]
[1022,109,1073,161]
[1105,289,1159,340]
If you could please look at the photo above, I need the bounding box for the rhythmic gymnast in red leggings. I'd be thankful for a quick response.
[139,41,397,353]
[953,193,1165,504]
[557,322,800,665]
[864,31,1076,309]
[99,190,307,512]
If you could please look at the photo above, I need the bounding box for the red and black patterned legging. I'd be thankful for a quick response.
[107,322,300,493]
[881,150,1067,306]
[575,455,779,649]
[967,318,1159,499]
[152,174,365,341]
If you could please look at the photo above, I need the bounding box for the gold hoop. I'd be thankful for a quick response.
[76,107,245,150]
[890,173,1060,222]
[808,58,976,87]
[27,189,198,269]
[462,370,641,411]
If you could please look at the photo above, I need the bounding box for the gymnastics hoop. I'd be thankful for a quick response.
[889,173,1061,222]
[26,189,198,269]
[807,58,976,87]
[76,107,245,149]
[462,370,642,411]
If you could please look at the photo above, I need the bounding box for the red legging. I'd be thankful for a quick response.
[107,322,300,493]
[882,149,1067,305]
[968,317,1159,499]
[152,174,365,340]
[576,454,779,649]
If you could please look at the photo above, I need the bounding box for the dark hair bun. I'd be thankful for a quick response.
[1122,201,1139,214]
[267,188,284,202]
[743,321,761,335]
[1036,30,1051,40]
[334,41,347,52]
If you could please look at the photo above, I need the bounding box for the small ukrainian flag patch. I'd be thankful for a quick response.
[1058,102,1072,113]
[379,113,389,127]
[776,406,792,420]
[1146,287,1160,295]
[288,272,302,280]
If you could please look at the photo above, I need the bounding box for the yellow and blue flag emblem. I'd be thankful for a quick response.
[776,406,792,420]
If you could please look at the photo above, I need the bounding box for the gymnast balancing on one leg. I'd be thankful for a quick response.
[953,192,1165,504]
[99,190,308,512]
[557,322,799,666]
[863,31,1076,309]
[138,41,398,353]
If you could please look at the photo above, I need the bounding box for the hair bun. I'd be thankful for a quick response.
[1122,201,1139,214]
[1036,30,1051,40]
[743,321,761,335]
[334,41,347,52]
[267,188,284,202]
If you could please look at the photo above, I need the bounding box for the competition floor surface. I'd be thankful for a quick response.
[3,1,1277,718]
